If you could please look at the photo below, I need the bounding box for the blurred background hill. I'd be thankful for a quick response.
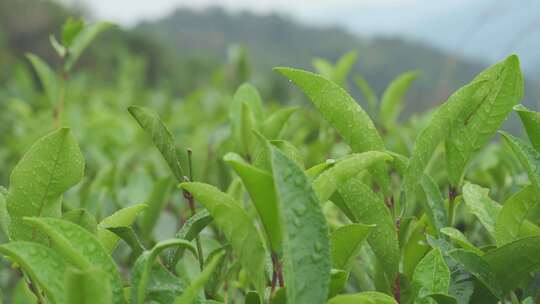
[1,0,539,115]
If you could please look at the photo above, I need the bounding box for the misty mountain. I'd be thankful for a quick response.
[135,7,540,113]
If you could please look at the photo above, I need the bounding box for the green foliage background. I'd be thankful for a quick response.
[1,1,540,303]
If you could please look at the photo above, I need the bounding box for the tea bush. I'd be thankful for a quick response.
[1,19,539,304]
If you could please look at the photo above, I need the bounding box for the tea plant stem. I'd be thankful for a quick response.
[183,148,205,273]
[393,217,401,303]
[448,186,458,226]
[54,62,68,128]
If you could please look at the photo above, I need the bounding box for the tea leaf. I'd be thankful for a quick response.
[97,203,147,252]
[179,182,267,295]
[0,190,9,238]
[445,55,523,185]
[412,248,450,298]
[448,249,503,299]
[24,217,124,304]
[231,83,264,155]
[514,104,540,152]
[62,208,98,234]
[65,22,113,71]
[271,146,331,304]
[440,227,483,256]
[132,239,196,304]
[26,54,59,105]
[61,18,85,47]
[140,177,174,239]
[224,152,281,250]
[379,70,420,129]
[107,226,145,257]
[312,151,392,203]
[327,291,397,304]
[128,105,184,181]
[168,209,213,268]
[173,250,226,304]
[7,128,84,242]
[354,75,378,113]
[403,81,485,204]
[500,131,540,193]
[261,106,298,139]
[483,236,540,294]
[331,223,374,270]
[420,174,449,235]
[462,183,499,238]
[65,268,112,304]
[0,242,67,303]
[496,185,540,246]
[337,178,399,288]
[275,67,390,192]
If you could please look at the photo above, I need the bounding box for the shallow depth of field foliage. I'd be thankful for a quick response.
[2,16,540,304]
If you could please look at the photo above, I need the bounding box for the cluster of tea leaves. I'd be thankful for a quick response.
[1,19,540,304]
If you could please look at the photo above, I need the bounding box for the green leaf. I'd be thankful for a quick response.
[24,217,124,304]
[420,174,449,236]
[448,249,503,299]
[7,128,84,242]
[440,227,483,256]
[354,75,378,113]
[107,226,145,257]
[128,106,184,181]
[274,67,389,192]
[224,152,281,250]
[496,185,540,246]
[62,208,98,234]
[26,53,59,105]
[173,249,226,304]
[483,236,540,294]
[312,58,334,79]
[312,152,392,203]
[379,70,420,129]
[500,131,540,193]
[330,223,374,270]
[261,106,298,139]
[0,190,9,238]
[332,51,358,86]
[328,269,348,298]
[65,22,113,71]
[50,35,67,57]
[245,291,261,304]
[168,210,213,268]
[231,83,264,155]
[132,239,196,304]
[12,279,37,304]
[271,146,331,304]
[337,178,399,288]
[140,177,174,239]
[271,288,287,304]
[445,55,523,185]
[205,245,231,299]
[412,248,450,298]
[61,18,85,47]
[403,80,486,204]
[462,183,499,238]
[65,268,112,304]
[0,241,67,303]
[327,291,398,304]
[179,182,267,295]
[97,203,147,253]
[514,104,540,152]
[145,264,185,303]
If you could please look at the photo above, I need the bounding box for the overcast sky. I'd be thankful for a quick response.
[62,0,540,73]
[65,0,448,29]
